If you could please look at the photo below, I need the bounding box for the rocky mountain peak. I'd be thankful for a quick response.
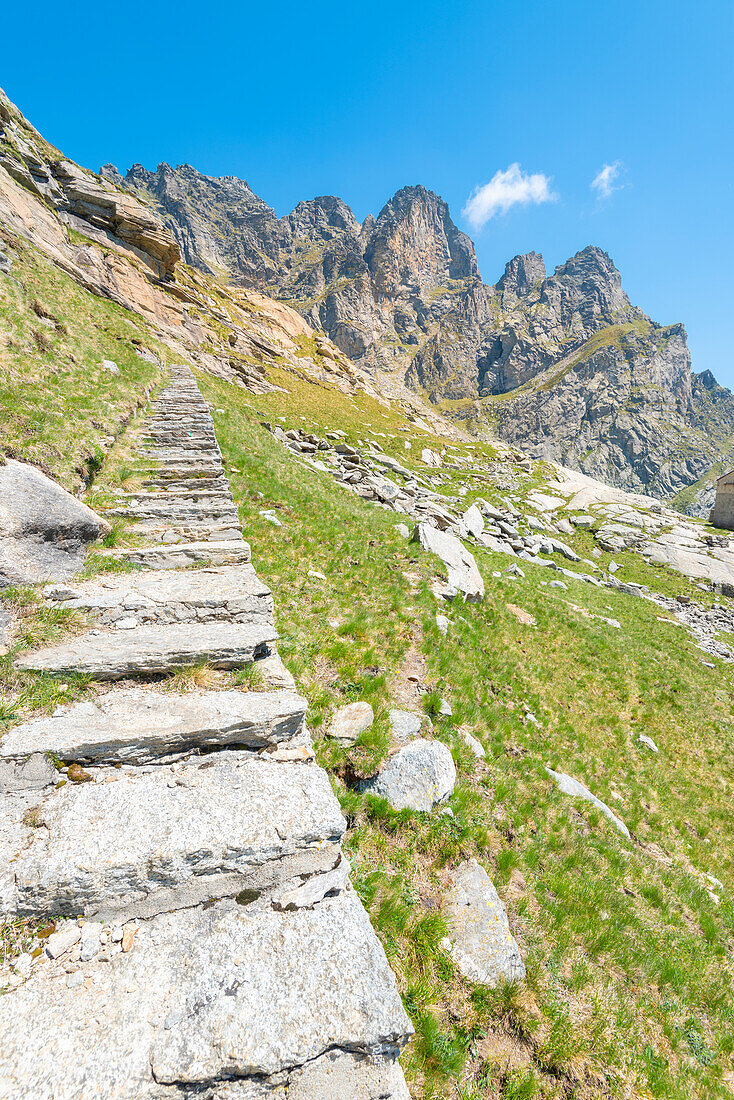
[99,163,123,187]
[496,251,546,301]
[697,368,718,390]
[288,195,360,240]
[365,184,478,295]
[546,245,631,324]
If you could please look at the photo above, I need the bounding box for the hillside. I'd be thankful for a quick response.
[3,86,734,1100]
[109,161,734,512]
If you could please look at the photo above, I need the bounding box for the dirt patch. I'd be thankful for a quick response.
[506,603,536,627]
[390,628,428,710]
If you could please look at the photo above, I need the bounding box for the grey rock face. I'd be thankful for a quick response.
[443,859,525,986]
[389,709,424,743]
[0,459,110,587]
[546,768,630,839]
[0,893,413,1097]
[496,251,546,303]
[122,161,289,285]
[0,687,307,764]
[361,739,456,811]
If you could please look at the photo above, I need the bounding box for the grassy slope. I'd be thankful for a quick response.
[0,234,165,489]
[195,368,734,1100]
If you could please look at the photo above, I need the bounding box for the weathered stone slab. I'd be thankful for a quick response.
[389,709,424,743]
[361,739,456,811]
[0,751,57,792]
[115,489,234,505]
[0,459,110,587]
[105,501,240,522]
[8,756,344,919]
[105,539,251,569]
[15,621,278,679]
[463,503,485,539]
[0,793,39,912]
[329,701,374,744]
[131,521,245,543]
[442,858,525,987]
[241,1050,411,1099]
[412,522,484,601]
[43,564,273,627]
[546,767,630,838]
[0,688,307,764]
[0,892,413,1098]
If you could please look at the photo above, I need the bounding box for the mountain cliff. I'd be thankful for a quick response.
[109,161,733,512]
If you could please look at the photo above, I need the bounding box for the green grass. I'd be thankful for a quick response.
[0,234,165,489]
[198,366,734,1099]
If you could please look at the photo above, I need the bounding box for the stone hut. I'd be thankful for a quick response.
[711,470,734,530]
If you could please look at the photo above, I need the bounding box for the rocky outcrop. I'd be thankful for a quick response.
[113,163,489,373]
[0,91,179,279]
[0,459,110,587]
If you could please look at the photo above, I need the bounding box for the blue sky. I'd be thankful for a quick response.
[4,0,733,383]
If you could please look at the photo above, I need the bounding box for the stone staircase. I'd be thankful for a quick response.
[0,365,412,1099]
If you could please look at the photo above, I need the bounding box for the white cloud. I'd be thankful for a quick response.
[462,163,557,231]
[591,161,623,199]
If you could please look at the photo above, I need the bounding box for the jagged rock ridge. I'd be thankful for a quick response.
[111,161,733,512]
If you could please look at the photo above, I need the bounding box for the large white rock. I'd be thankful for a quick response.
[443,859,525,987]
[412,522,484,602]
[361,739,456,811]
[546,768,630,839]
[329,701,374,745]
[15,621,278,679]
[0,459,110,587]
[0,892,413,1098]
[463,503,485,539]
[7,756,345,919]
[0,688,307,764]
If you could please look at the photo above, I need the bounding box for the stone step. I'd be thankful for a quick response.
[3,755,343,920]
[0,687,307,764]
[15,621,278,680]
[42,564,273,628]
[103,539,251,569]
[142,439,221,452]
[140,460,225,474]
[144,434,215,443]
[142,477,229,492]
[114,489,234,504]
[139,462,226,477]
[146,415,213,423]
[149,409,210,417]
[104,502,241,522]
[140,448,223,462]
[130,521,244,543]
[0,891,412,1098]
